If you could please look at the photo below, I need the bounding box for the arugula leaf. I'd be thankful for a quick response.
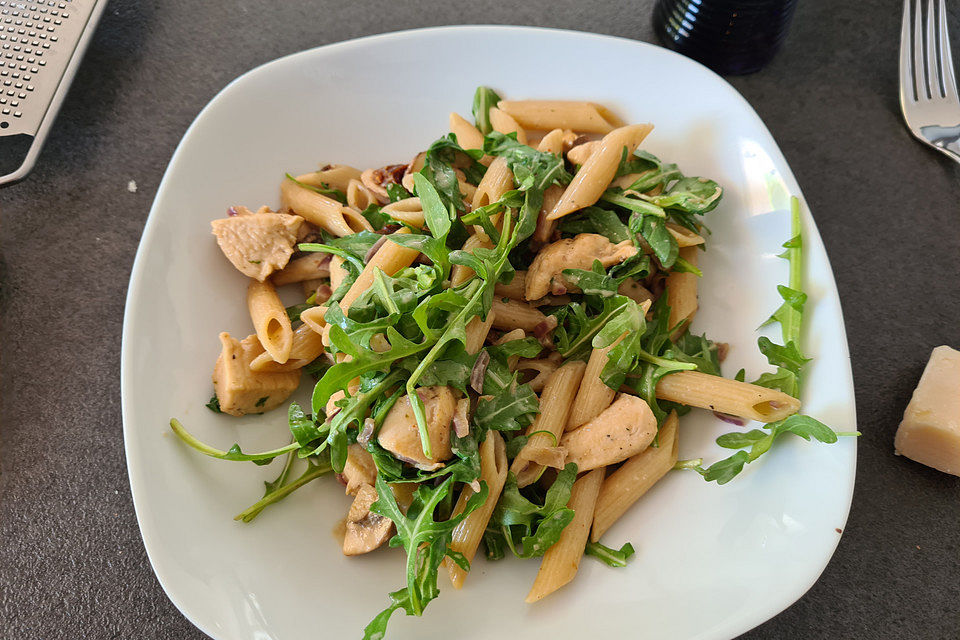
[363,475,488,640]
[285,302,313,323]
[483,131,571,192]
[474,376,540,433]
[298,242,365,272]
[695,414,851,484]
[418,134,485,212]
[284,173,346,204]
[585,541,636,567]
[360,204,392,230]
[386,183,411,202]
[563,260,620,298]
[633,213,679,268]
[616,149,682,189]
[205,395,221,413]
[472,86,502,135]
[412,173,452,240]
[488,463,577,558]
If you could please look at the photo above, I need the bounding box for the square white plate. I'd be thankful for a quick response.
[122,26,857,640]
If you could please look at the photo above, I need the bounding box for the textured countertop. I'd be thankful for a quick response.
[1,1,958,638]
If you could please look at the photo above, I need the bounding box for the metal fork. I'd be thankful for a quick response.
[900,0,960,163]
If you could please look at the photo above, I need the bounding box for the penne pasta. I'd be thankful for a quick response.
[512,360,586,487]
[491,298,554,333]
[382,197,425,229]
[566,334,625,430]
[328,254,348,293]
[536,128,565,155]
[591,411,679,542]
[526,467,605,603]
[667,221,705,247]
[472,156,514,211]
[294,164,362,192]
[449,112,486,151]
[338,229,420,314]
[247,279,293,364]
[281,177,373,237]
[488,106,528,145]
[655,370,801,422]
[300,304,327,336]
[249,322,325,372]
[498,100,624,134]
[547,124,654,221]
[566,140,600,166]
[445,431,509,588]
[345,178,380,211]
[666,246,699,338]
[493,270,527,300]
[271,253,331,286]
[464,310,497,355]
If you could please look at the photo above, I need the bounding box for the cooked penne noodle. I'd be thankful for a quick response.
[655,370,801,422]
[300,278,325,298]
[249,322,325,372]
[382,197,425,229]
[566,140,600,166]
[512,360,586,487]
[300,304,327,336]
[488,106,528,145]
[666,246,699,337]
[493,270,527,300]
[451,233,494,287]
[294,164,362,192]
[526,467,605,603]
[464,310,497,355]
[446,431,509,588]
[247,279,293,364]
[491,298,553,333]
[516,358,557,393]
[547,124,654,221]
[617,278,653,306]
[449,112,486,151]
[498,100,623,134]
[338,229,420,314]
[472,156,514,211]
[536,128,565,155]
[281,177,373,237]
[345,178,380,211]
[400,153,427,193]
[591,411,679,542]
[271,253,331,286]
[328,255,348,292]
[533,185,563,245]
[566,334,625,430]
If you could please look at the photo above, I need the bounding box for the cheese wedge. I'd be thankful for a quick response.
[894,346,960,476]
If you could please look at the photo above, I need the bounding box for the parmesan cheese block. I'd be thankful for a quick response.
[894,346,960,476]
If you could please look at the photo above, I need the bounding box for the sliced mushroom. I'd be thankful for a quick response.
[560,394,657,472]
[342,483,393,556]
[524,233,637,300]
[337,444,377,496]
[378,386,456,469]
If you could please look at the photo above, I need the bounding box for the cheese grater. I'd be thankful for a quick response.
[0,0,105,186]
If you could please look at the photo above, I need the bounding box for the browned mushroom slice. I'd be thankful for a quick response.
[337,444,377,496]
[342,483,393,556]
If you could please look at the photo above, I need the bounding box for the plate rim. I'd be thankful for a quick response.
[121,24,858,640]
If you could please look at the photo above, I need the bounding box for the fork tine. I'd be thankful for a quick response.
[937,0,957,99]
[901,0,916,103]
[914,0,928,99]
[926,0,941,96]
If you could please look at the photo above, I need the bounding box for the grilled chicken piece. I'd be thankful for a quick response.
[378,386,456,470]
[560,394,657,472]
[212,332,300,416]
[524,233,636,300]
[211,211,303,281]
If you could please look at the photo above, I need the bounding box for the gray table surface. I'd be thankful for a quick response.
[1,0,959,638]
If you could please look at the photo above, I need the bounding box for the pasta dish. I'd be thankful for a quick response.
[170,88,852,639]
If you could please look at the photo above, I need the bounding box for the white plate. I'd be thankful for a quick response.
[122,26,857,640]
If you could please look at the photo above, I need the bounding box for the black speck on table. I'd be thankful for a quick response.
[1,1,958,639]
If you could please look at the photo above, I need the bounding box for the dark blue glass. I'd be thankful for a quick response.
[653,0,799,75]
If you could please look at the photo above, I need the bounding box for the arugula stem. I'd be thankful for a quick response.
[600,191,666,217]
[372,268,400,316]
[234,458,332,522]
[169,418,301,462]
[637,351,697,370]
[784,196,803,346]
[673,458,703,470]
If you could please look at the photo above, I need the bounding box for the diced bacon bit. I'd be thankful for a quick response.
[374,224,401,235]
[358,418,375,447]
[533,316,558,339]
[713,411,745,426]
[470,351,490,394]
[552,284,567,296]
[452,399,470,438]
[716,342,730,363]
[335,473,348,487]
[364,235,389,263]
[227,206,239,216]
